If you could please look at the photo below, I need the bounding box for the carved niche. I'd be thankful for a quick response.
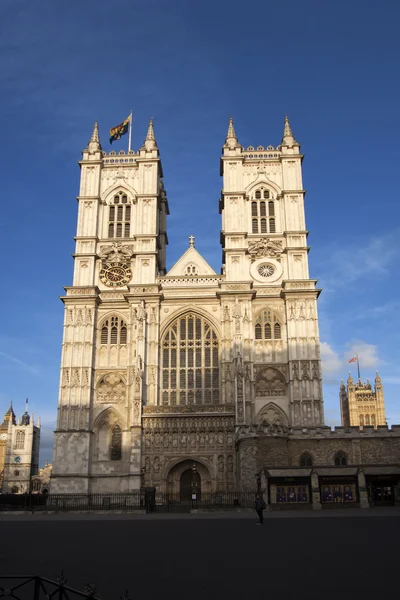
[255,367,286,397]
[97,373,126,403]
[257,402,289,431]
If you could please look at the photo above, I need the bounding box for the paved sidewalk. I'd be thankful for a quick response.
[1,507,399,520]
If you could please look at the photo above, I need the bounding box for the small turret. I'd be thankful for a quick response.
[85,121,102,154]
[224,116,240,150]
[281,115,299,147]
[3,402,16,426]
[21,397,30,426]
[142,118,158,152]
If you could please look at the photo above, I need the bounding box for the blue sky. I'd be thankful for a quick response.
[1,0,399,465]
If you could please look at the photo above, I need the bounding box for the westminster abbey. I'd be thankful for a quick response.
[50,117,400,509]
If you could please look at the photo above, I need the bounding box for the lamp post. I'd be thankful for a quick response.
[191,463,197,508]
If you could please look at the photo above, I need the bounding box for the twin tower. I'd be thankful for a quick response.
[51,116,325,495]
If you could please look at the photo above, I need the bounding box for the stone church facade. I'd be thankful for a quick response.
[50,116,400,506]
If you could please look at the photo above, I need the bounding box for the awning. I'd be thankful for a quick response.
[266,468,311,478]
[316,468,358,477]
[363,466,400,476]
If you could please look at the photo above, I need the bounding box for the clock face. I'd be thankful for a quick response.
[14,456,21,463]
[0,433,7,441]
[99,262,132,288]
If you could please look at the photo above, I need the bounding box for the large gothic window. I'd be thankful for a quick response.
[161,313,219,405]
[250,188,276,234]
[100,316,127,346]
[110,425,122,460]
[14,431,25,450]
[254,309,282,340]
[334,451,348,466]
[108,192,132,238]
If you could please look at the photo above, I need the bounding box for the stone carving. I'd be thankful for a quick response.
[142,405,235,414]
[218,455,225,472]
[255,367,286,397]
[258,403,289,431]
[97,373,126,403]
[227,455,233,472]
[99,242,134,264]
[312,362,319,379]
[66,307,93,326]
[301,362,310,380]
[154,457,160,472]
[248,238,282,259]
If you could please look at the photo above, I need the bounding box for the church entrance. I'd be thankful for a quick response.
[167,459,210,500]
[180,467,201,501]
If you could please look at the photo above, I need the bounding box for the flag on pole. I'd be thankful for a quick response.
[348,357,357,363]
[109,114,131,144]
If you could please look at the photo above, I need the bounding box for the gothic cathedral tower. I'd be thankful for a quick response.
[220,117,324,431]
[51,116,324,495]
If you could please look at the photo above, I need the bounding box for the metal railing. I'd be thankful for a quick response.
[0,491,256,513]
[0,574,128,600]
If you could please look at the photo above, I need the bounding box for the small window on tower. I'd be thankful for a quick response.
[255,190,261,199]
[263,190,270,199]
[252,219,258,233]
[269,218,276,233]
[268,201,275,216]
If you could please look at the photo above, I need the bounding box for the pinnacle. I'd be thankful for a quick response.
[281,114,298,146]
[146,117,155,141]
[142,117,158,151]
[226,116,237,140]
[86,121,102,152]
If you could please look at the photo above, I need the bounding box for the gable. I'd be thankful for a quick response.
[167,246,217,277]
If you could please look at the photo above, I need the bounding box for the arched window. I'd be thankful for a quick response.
[250,189,276,234]
[111,425,122,460]
[14,470,20,476]
[11,486,19,494]
[161,313,219,406]
[254,309,282,341]
[15,431,25,450]
[360,414,364,427]
[334,451,348,466]
[108,192,132,238]
[100,316,127,346]
[371,414,376,427]
[300,453,313,467]
[365,414,370,426]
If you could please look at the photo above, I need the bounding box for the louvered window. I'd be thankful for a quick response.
[108,192,132,238]
[100,316,128,346]
[254,309,282,341]
[250,189,276,234]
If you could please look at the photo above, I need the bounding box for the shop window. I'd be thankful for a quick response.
[321,483,356,503]
[274,484,309,503]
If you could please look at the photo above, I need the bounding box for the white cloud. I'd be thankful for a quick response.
[315,229,399,291]
[344,340,381,370]
[320,342,342,375]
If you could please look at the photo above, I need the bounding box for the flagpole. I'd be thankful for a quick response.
[128,110,132,152]
[357,354,361,381]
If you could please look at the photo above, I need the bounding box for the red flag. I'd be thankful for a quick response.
[348,357,357,363]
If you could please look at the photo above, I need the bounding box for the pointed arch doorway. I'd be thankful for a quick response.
[167,459,211,501]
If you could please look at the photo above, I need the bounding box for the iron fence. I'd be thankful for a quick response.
[0,491,256,513]
[0,574,127,600]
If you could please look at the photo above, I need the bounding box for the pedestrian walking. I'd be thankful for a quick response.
[254,493,266,525]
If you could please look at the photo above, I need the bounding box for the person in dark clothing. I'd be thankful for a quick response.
[254,494,266,524]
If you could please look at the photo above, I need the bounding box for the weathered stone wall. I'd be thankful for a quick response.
[237,426,400,478]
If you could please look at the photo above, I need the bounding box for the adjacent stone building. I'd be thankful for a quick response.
[50,116,400,507]
[340,372,386,429]
[0,401,40,494]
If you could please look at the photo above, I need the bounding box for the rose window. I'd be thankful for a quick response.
[258,263,275,278]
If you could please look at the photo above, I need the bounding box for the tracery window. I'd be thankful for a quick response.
[251,188,276,234]
[110,425,122,460]
[300,453,313,467]
[371,414,376,427]
[161,313,219,405]
[184,264,198,276]
[365,414,370,426]
[359,414,364,427]
[100,316,127,346]
[108,192,131,238]
[254,309,282,340]
[334,451,348,466]
[15,431,25,450]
